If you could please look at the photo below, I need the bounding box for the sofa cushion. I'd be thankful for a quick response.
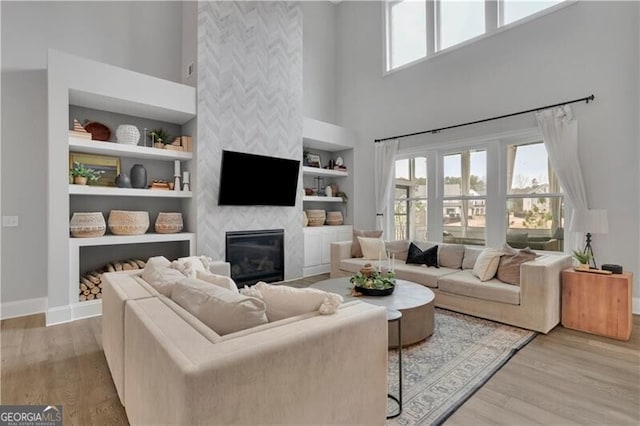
[351,229,383,258]
[240,281,343,322]
[196,270,239,293]
[462,246,483,270]
[438,270,520,305]
[438,243,465,269]
[496,248,537,285]
[358,236,386,260]
[391,263,459,288]
[170,278,268,335]
[142,256,188,296]
[472,248,503,281]
[385,240,410,262]
[406,242,438,267]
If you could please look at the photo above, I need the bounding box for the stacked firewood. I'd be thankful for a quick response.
[79,259,147,301]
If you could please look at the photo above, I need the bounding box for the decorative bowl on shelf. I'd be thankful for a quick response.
[326,211,343,226]
[155,212,184,234]
[108,210,149,235]
[116,124,141,145]
[305,209,325,226]
[69,212,106,238]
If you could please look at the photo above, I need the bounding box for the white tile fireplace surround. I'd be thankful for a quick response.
[225,229,285,287]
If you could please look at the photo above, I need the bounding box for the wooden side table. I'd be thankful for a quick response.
[561,269,633,341]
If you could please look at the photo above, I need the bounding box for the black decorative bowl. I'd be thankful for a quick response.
[354,284,395,297]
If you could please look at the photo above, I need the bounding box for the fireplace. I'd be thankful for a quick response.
[225,229,284,287]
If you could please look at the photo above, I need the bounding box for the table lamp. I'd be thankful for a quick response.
[570,209,608,269]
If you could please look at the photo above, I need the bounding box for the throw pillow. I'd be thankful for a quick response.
[351,229,383,258]
[406,242,439,268]
[171,255,210,278]
[462,246,483,270]
[496,246,537,285]
[240,281,343,322]
[141,256,187,296]
[472,248,504,282]
[385,240,410,262]
[438,243,466,269]
[171,278,268,335]
[358,236,387,260]
[196,270,239,293]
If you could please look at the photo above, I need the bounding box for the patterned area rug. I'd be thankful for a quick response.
[386,308,536,425]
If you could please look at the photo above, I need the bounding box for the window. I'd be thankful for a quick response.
[394,157,428,242]
[506,142,564,251]
[442,149,486,246]
[386,0,566,71]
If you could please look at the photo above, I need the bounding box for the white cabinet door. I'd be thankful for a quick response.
[321,229,338,265]
[303,229,323,267]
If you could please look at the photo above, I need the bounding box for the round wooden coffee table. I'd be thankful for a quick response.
[314,278,435,348]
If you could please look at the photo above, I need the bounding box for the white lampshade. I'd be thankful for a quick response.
[570,209,608,234]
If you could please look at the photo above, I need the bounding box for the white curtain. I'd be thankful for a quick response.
[535,105,588,233]
[374,139,399,237]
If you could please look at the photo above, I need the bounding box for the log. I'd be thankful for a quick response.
[126,260,139,270]
[122,262,133,271]
[87,293,95,300]
[83,290,90,296]
[80,283,88,292]
[114,262,123,272]
[90,287,100,295]
[98,283,104,289]
[82,277,95,288]
[79,294,87,301]
[106,264,115,272]
[86,272,101,284]
[96,293,102,299]
[134,259,146,269]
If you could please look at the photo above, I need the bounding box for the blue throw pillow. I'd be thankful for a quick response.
[406,242,439,268]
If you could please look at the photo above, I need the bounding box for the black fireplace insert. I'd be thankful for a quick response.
[225,229,284,287]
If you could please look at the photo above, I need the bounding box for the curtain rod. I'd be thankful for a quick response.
[374,94,595,143]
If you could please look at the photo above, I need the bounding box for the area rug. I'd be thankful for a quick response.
[386,308,536,425]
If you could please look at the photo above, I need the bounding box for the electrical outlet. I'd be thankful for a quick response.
[2,216,19,227]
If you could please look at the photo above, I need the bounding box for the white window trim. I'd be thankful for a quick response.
[383,0,578,76]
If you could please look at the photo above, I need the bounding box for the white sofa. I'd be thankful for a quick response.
[331,241,572,334]
[102,264,389,425]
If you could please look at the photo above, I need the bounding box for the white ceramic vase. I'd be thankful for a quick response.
[116,124,141,145]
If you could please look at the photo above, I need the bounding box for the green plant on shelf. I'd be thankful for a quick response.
[572,249,592,266]
[69,161,104,184]
[149,128,171,145]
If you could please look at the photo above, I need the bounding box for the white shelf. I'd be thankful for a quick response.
[69,184,192,198]
[303,117,354,151]
[303,196,344,202]
[302,166,348,177]
[70,232,195,248]
[69,137,193,161]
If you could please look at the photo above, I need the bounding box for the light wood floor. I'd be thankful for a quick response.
[2,274,638,425]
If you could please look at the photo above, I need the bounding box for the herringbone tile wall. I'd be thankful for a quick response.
[197,1,303,279]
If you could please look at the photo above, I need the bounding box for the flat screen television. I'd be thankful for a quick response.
[218,150,301,206]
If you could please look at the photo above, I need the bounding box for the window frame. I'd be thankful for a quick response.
[383,0,575,75]
[392,155,430,242]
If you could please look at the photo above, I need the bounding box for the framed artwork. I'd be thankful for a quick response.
[69,152,120,187]
[306,153,322,168]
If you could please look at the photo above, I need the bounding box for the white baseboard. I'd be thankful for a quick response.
[72,299,102,320]
[303,264,330,277]
[633,297,640,315]
[0,297,46,320]
[46,305,72,326]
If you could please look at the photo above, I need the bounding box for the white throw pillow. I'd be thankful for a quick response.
[171,278,268,335]
[240,281,343,322]
[196,270,239,293]
[141,256,187,296]
[357,236,387,260]
[472,248,504,282]
[171,256,210,278]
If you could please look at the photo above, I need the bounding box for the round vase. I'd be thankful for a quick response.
[155,212,184,234]
[69,212,106,238]
[115,124,141,145]
[115,173,132,188]
[130,164,147,189]
[108,210,149,235]
[74,176,87,185]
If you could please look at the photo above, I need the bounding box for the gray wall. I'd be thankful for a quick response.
[1,1,183,303]
[336,1,639,298]
[197,1,304,280]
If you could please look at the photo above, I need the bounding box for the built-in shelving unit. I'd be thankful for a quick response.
[301,166,348,178]
[47,50,197,326]
[303,196,343,203]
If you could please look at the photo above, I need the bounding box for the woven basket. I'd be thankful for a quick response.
[115,124,140,145]
[70,212,106,238]
[306,210,326,227]
[108,210,149,235]
[326,211,343,226]
[155,212,184,234]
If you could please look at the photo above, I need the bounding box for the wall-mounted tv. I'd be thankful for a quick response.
[218,150,301,206]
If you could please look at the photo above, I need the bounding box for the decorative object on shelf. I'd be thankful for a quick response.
[70,119,91,139]
[83,120,111,141]
[150,180,171,190]
[304,187,314,196]
[78,258,147,302]
[601,264,623,274]
[155,212,184,234]
[305,209,326,226]
[336,191,348,203]
[326,211,343,226]
[163,137,184,152]
[572,249,592,271]
[182,136,193,152]
[107,210,149,235]
[335,156,344,166]
[325,185,333,197]
[130,164,147,189]
[69,212,106,238]
[149,128,170,148]
[115,124,141,145]
[302,211,309,227]
[349,263,396,296]
[307,153,321,168]
[69,153,120,187]
[142,128,148,147]
[69,161,105,185]
[115,173,132,188]
[182,171,190,191]
[174,160,182,191]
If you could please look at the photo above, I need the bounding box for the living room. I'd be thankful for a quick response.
[1,1,638,425]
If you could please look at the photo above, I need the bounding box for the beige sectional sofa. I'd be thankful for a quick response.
[331,241,572,333]
[102,265,388,425]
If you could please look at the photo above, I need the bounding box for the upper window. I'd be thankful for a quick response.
[386,0,566,72]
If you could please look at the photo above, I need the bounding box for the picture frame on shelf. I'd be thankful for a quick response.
[307,153,322,168]
[69,152,120,187]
